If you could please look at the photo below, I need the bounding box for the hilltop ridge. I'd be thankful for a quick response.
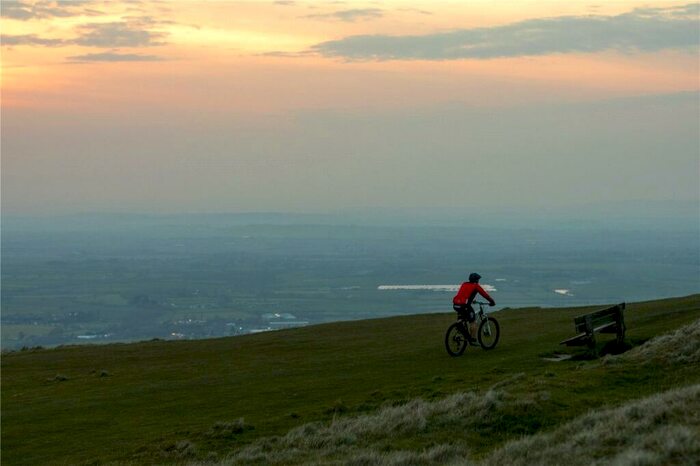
[2,294,699,465]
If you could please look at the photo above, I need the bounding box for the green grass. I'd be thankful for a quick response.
[2,295,699,465]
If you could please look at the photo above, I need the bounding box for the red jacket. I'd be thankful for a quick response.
[453,282,495,306]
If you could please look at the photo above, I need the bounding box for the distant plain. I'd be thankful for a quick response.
[2,210,698,349]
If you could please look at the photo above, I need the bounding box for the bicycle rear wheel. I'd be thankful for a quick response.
[478,317,500,350]
[445,322,468,356]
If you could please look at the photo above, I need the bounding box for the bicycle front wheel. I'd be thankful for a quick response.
[478,317,500,350]
[445,322,468,356]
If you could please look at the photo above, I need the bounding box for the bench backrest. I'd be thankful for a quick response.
[574,303,625,333]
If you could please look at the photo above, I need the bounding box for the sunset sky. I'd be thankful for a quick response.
[2,1,698,214]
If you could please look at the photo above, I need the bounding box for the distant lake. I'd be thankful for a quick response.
[378,284,498,292]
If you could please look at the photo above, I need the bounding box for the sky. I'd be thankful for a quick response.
[1,1,698,215]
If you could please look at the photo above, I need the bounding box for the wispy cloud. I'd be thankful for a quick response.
[2,1,172,50]
[67,51,163,63]
[304,8,383,22]
[2,19,169,51]
[1,34,65,47]
[74,21,167,47]
[311,4,699,60]
[0,0,101,20]
[1,1,33,20]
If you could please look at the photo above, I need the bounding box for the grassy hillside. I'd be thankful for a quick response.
[2,295,699,465]
[214,317,700,465]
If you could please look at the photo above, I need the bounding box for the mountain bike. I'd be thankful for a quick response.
[445,301,500,356]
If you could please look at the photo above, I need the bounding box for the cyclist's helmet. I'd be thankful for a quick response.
[468,272,481,283]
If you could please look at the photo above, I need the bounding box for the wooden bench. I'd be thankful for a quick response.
[560,303,626,350]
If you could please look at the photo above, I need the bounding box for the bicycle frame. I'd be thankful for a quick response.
[474,301,493,336]
[456,301,490,335]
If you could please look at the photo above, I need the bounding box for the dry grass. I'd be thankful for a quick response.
[604,318,700,366]
[344,444,470,466]
[204,375,546,466]
[205,419,250,439]
[484,320,700,465]
[481,384,700,466]
[202,384,699,466]
[215,390,501,465]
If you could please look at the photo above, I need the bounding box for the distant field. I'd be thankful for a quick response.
[1,324,55,341]
[2,294,699,465]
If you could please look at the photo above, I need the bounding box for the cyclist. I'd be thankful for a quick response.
[453,272,495,345]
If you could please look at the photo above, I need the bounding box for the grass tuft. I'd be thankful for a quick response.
[160,439,197,459]
[206,419,252,439]
[325,399,349,415]
[344,444,470,466]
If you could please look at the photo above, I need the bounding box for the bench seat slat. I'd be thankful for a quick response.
[575,313,616,323]
[560,333,591,346]
[575,319,615,333]
[574,304,623,333]
[562,303,626,347]
[597,322,619,334]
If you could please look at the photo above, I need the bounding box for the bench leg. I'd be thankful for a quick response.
[586,333,597,356]
[586,333,595,348]
[616,314,626,345]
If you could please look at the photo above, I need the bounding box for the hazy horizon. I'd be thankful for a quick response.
[2,198,698,230]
